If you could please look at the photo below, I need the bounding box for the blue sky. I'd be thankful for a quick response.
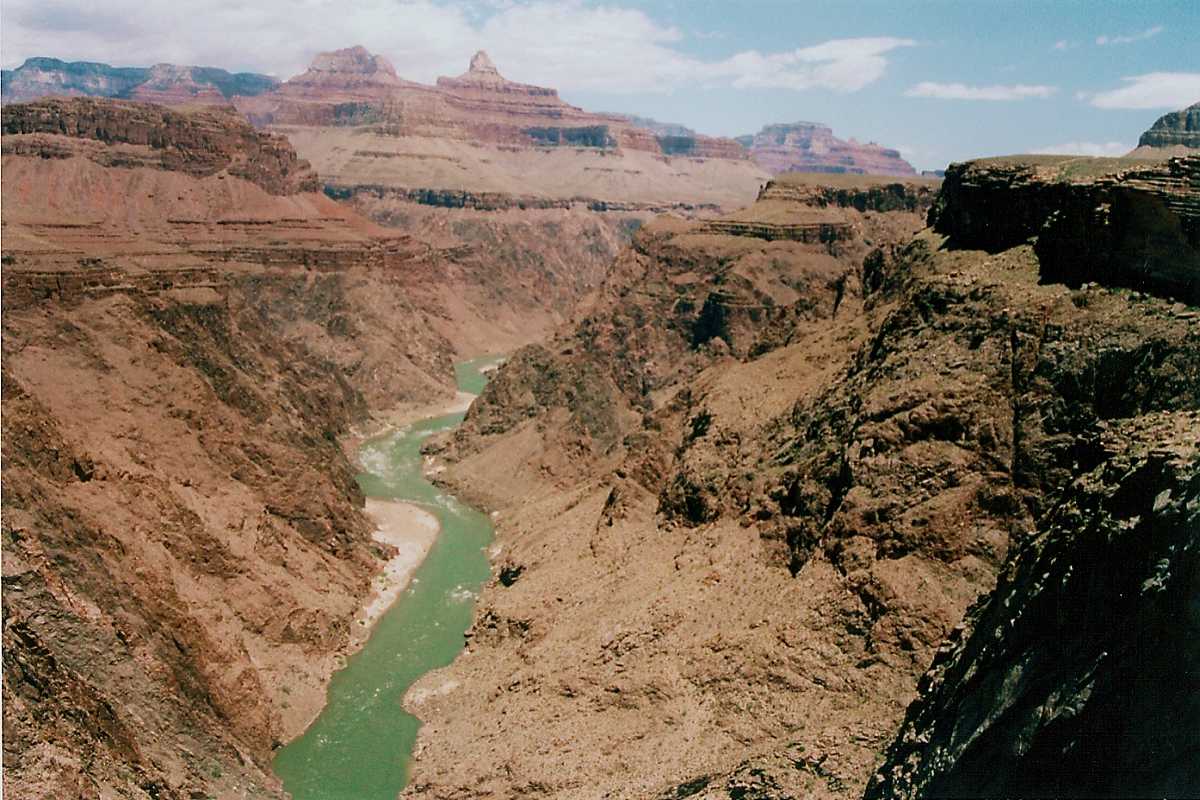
[3,0,1197,169]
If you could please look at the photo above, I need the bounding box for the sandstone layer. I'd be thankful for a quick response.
[400,159,1199,799]
[0,97,618,799]
[737,122,917,178]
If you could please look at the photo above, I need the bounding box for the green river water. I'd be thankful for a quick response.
[273,356,502,800]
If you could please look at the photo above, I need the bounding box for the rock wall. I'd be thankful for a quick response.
[931,155,1200,303]
[2,98,321,194]
[398,154,1200,799]
[757,176,939,214]
[1137,102,1200,150]
[865,417,1199,799]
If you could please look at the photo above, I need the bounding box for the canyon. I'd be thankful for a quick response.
[0,96,632,799]
[403,155,1198,798]
[2,49,1198,800]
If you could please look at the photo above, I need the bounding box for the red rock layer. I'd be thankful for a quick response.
[2,97,321,194]
[236,47,748,159]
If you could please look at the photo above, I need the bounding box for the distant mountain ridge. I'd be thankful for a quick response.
[737,121,917,177]
[1,56,279,104]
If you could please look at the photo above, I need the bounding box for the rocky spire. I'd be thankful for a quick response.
[468,50,499,76]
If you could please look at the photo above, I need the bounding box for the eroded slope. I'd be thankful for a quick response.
[403,160,1199,799]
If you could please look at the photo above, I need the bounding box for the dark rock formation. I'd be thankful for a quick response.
[931,155,1200,303]
[1137,102,1200,150]
[864,415,1199,799]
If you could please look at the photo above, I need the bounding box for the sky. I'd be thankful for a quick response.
[2,0,1197,170]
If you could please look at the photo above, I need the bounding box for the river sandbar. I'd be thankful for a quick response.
[354,499,440,639]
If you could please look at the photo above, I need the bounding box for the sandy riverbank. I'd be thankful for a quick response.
[352,498,441,643]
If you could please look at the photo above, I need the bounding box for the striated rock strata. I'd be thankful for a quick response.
[1133,101,1200,153]
[240,47,767,209]
[2,97,321,194]
[738,122,916,178]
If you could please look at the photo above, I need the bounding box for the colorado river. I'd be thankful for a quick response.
[273,355,501,799]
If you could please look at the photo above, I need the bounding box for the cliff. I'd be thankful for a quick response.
[2,97,321,194]
[239,47,767,209]
[865,417,1198,798]
[1133,101,1200,152]
[738,121,917,178]
[930,155,1200,303]
[398,157,1199,799]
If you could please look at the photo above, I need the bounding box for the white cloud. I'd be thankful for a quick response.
[1033,141,1130,157]
[0,0,912,95]
[1096,25,1164,46]
[905,81,1057,101]
[1086,72,1200,109]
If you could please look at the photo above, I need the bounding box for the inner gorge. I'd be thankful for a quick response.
[274,356,502,800]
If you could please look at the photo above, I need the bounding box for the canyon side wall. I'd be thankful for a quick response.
[0,96,625,799]
[400,158,1199,799]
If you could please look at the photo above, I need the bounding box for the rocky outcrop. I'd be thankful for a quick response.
[327,183,719,213]
[931,155,1200,303]
[738,122,916,178]
[2,97,321,194]
[865,415,1199,799]
[1136,102,1200,150]
[756,174,939,213]
[1,56,277,105]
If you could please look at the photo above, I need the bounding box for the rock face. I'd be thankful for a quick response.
[738,122,916,178]
[1136,101,1200,150]
[865,418,1199,799]
[1,96,626,799]
[931,155,1200,303]
[2,97,321,194]
[1,56,278,105]
[398,157,1199,799]
[238,46,767,209]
